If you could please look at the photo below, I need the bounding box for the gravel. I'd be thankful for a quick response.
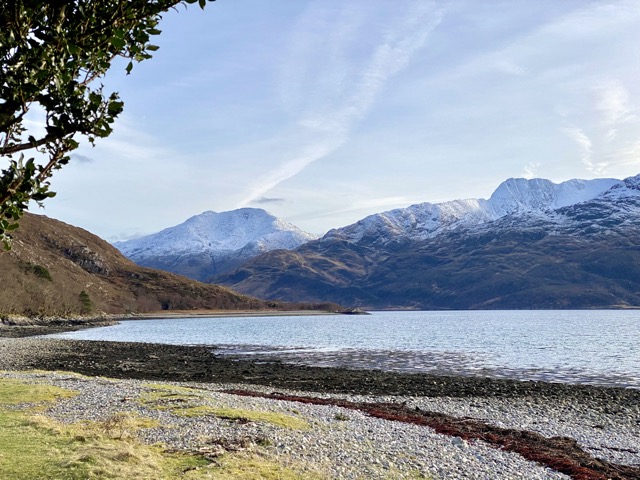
[1,337,638,479]
[1,371,571,479]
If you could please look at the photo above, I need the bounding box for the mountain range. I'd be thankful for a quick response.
[210,175,640,309]
[114,208,316,281]
[14,172,633,316]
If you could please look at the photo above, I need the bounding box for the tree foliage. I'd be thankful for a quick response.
[0,0,212,249]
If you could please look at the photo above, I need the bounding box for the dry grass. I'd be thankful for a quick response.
[140,384,310,430]
[0,378,322,479]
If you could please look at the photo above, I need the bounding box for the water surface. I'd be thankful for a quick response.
[48,310,640,388]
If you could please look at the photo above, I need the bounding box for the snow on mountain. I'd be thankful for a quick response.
[113,208,317,280]
[325,176,621,245]
[601,173,640,201]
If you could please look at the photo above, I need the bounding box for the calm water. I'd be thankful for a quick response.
[48,310,640,388]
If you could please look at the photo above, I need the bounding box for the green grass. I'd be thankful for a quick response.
[0,377,322,479]
[0,378,77,405]
[175,405,310,430]
[0,378,214,479]
[0,380,210,478]
[204,453,324,480]
[140,384,310,430]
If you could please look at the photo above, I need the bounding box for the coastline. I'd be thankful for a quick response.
[125,309,346,320]
[1,337,639,479]
[0,308,344,338]
[1,312,639,479]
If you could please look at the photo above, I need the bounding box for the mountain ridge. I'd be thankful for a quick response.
[213,174,640,309]
[324,177,619,246]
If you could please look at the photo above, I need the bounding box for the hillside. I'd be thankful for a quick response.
[114,208,317,281]
[0,213,309,318]
[213,175,640,309]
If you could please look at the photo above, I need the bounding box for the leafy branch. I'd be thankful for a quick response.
[0,0,213,248]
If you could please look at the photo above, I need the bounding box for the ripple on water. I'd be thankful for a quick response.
[213,345,640,389]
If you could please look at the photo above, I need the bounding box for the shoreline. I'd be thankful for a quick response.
[0,308,345,338]
[2,337,639,402]
[1,338,639,478]
[124,309,347,320]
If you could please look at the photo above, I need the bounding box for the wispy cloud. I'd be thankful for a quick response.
[96,116,171,161]
[238,1,446,207]
[596,80,633,127]
[294,195,418,223]
[70,153,94,164]
[522,162,541,179]
[251,196,287,205]
[561,78,640,176]
[494,59,528,77]
[562,126,603,173]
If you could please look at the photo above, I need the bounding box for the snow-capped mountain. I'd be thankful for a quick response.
[114,208,317,281]
[324,177,619,245]
[214,174,640,310]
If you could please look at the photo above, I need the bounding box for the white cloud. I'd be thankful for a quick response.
[494,59,528,77]
[522,162,541,179]
[560,78,640,177]
[238,1,446,207]
[563,126,600,173]
[596,80,633,127]
[95,116,172,161]
[292,195,417,223]
[237,136,345,207]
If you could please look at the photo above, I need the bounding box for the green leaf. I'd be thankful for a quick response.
[111,36,126,49]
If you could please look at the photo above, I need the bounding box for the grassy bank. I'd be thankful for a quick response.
[0,377,322,480]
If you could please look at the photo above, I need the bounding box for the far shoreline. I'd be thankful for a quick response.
[125,308,347,321]
[0,308,353,338]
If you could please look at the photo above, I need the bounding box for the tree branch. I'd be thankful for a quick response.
[0,135,54,156]
[37,148,65,183]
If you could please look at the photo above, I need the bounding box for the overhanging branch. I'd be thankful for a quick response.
[0,135,54,156]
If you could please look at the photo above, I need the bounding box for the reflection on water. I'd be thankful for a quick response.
[213,344,640,389]
[47,310,640,389]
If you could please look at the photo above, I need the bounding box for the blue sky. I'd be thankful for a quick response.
[38,0,640,240]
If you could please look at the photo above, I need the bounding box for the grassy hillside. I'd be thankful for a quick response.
[0,213,295,318]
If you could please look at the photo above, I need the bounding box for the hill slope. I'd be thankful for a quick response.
[214,175,640,309]
[114,208,317,281]
[0,213,289,318]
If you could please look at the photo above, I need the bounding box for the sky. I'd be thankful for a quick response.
[30,0,640,241]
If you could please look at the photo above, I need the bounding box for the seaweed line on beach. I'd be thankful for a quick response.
[223,389,640,480]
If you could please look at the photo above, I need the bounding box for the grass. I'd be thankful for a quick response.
[204,453,324,480]
[140,384,310,430]
[0,377,320,479]
[0,378,210,479]
[0,410,211,479]
[0,378,77,405]
[176,405,310,430]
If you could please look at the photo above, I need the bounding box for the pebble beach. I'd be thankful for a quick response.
[1,336,639,479]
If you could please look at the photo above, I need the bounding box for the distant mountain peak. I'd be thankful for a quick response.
[488,176,619,215]
[113,208,317,281]
[326,175,621,245]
